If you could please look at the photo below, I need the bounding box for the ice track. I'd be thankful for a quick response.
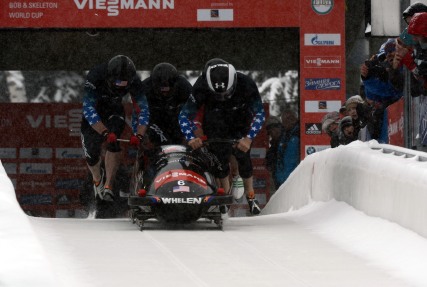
[27,203,418,287]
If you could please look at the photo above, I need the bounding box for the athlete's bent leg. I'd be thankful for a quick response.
[104,150,122,188]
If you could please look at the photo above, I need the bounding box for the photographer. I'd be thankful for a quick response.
[360,38,404,107]
[359,39,404,144]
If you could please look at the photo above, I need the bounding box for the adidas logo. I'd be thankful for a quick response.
[305,123,321,135]
[58,194,70,204]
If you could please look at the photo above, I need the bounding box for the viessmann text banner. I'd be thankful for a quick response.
[0,0,300,28]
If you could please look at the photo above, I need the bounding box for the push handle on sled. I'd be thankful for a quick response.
[201,136,240,145]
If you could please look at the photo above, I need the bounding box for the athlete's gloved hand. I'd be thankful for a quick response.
[129,134,144,146]
[236,137,252,153]
[188,137,204,150]
[102,130,117,143]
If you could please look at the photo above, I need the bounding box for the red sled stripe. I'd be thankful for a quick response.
[154,169,207,190]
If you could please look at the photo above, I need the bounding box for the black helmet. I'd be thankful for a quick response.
[204,58,237,101]
[151,63,178,98]
[107,55,136,94]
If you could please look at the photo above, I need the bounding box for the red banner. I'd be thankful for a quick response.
[0,104,85,216]
[387,98,405,147]
[1,0,299,28]
[299,1,346,158]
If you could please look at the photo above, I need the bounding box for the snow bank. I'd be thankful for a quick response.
[0,161,56,287]
[263,140,427,238]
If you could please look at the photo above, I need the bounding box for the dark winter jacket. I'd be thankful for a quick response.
[330,133,340,148]
[338,116,358,145]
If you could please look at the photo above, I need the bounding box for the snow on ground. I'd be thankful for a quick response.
[2,159,427,286]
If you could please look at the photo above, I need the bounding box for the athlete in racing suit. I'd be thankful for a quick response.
[81,55,149,202]
[132,63,192,187]
[137,63,192,146]
[178,58,265,215]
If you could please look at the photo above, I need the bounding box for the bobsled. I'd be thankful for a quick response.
[128,144,234,230]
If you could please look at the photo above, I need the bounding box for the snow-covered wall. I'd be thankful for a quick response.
[263,140,427,238]
[0,161,56,286]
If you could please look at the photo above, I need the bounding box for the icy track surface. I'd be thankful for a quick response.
[7,200,426,287]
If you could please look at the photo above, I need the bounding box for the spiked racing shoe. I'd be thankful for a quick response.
[93,168,105,200]
[102,186,115,202]
[247,192,261,215]
[231,175,245,201]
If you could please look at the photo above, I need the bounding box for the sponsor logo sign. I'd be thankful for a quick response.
[305,101,342,112]
[55,178,84,190]
[305,78,341,90]
[305,145,330,155]
[197,9,233,21]
[57,194,71,205]
[20,163,53,174]
[304,56,341,68]
[305,123,322,135]
[0,1,310,28]
[253,165,267,171]
[56,148,84,159]
[26,108,81,137]
[161,198,202,204]
[0,148,16,159]
[388,115,404,136]
[154,169,207,189]
[312,0,334,15]
[253,178,267,189]
[55,165,87,174]
[19,180,53,189]
[387,99,404,146]
[20,148,52,159]
[19,194,52,205]
[304,34,340,46]
[3,163,17,174]
[250,148,266,159]
[73,0,175,17]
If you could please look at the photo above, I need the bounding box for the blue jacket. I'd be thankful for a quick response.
[363,77,403,104]
[273,126,300,188]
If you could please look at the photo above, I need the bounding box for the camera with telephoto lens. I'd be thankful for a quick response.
[364,55,388,82]
[413,47,427,76]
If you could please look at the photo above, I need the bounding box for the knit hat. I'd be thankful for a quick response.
[321,111,340,133]
[402,2,427,18]
[408,12,427,37]
[345,95,364,110]
[339,116,353,131]
[377,38,396,59]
